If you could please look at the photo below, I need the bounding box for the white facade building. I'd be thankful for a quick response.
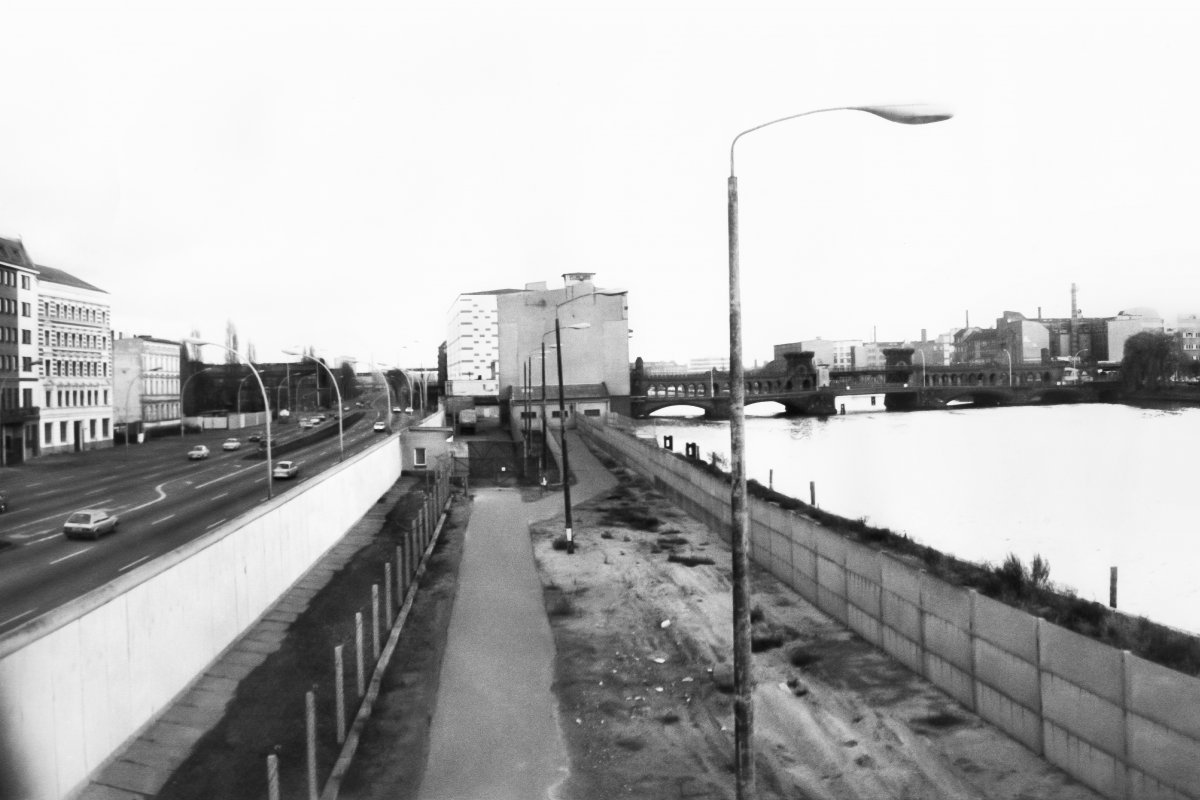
[113,336,183,436]
[37,264,114,454]
[445,289,521,396]
[0,237,41,464]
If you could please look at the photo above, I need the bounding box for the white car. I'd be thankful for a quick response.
[63,509,119,540]
[273,460,299,479]
[188,445,210,460]
[373,421,387,432]
[222,438,242,451]
[299,419,313,429]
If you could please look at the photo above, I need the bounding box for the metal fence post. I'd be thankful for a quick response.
[334,644,346,744]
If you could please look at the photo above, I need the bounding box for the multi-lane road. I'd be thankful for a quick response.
[0,401,399,636]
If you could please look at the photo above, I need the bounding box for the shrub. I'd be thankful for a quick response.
[1030,554,1051,588]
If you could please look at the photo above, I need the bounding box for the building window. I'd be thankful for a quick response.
[584,409,601,417]
[20,302,30,317]
[102,419,109,437]
[60,421,67,441]
[414,447,427,467]
[45,422,52,443]
[20,274,29,289]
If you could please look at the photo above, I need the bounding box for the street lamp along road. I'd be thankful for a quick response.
[284,349,345,462]
[185,338,274,500]
[180,366,216,438]
[549,320,589,555]
[727,102,952,798]
[120,366,163,452]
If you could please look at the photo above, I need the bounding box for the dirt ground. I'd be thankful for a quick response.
[529,459,1106,800]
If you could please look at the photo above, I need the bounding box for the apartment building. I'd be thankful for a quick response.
[113,335,183,438]
[37,264,114,454]
[445,289,521,396]
[0,237,40,464]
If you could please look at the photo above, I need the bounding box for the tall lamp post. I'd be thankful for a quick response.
[549,321,590,554]
[186,338,274,499]
[370,363,394,432]
[179,366,215,438]
[120,366,163,452]
[727,103,951,797]
[285,350,345,462]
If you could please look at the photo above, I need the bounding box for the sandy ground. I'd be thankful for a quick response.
[530,458,1106,800]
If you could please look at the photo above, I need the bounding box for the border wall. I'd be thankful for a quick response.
[577,414,1200,800]
[0,436,402,800]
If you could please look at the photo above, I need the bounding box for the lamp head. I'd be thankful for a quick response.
[853,103,954,125]
[564,322,591,330]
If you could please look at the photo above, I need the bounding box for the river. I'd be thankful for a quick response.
[631,398,1200,634]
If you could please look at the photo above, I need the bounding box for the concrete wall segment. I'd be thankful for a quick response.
[921,575,971,629]
[1041,672,1125,758]
[1126,652,1200,742]
[976,681,1043,752]
[0,436,401,800]
[1043,721,1123,800]
[1039,622,1124,703]
[1128,713,1200,799]
[974,638,1040,710]
[972,592,1038,662]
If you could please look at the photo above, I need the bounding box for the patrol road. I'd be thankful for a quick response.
[0,403,400,637]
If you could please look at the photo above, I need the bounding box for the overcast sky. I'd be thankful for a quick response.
[2,0,1197,368]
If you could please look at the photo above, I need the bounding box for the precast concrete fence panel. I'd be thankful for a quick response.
[0,436,401,800]
[576,414,1200,800]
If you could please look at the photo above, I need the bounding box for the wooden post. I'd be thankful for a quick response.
[1110,566,1118,609]
[266,753,280,800]
[305,690,317,800]
[769,469,773,491]
[334,645,346,744]
[396,544,405,601]
[371,584,381,661]
[385,563,394,629]
[809,481,816,507]
[355,612,365,698]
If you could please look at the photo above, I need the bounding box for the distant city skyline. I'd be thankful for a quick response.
[2,2,1198,367]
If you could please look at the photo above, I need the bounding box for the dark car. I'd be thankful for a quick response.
[247,433,262,442]
[0,490,7,512]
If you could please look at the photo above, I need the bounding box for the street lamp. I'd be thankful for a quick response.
[285,350,345,462]
[179,366,215,438]
[530,343,557,483]
[119,366,163,452]
[1000,346,1012,386]
[369,363,394,432]
[727,102,951,797]
[550,320,590,554]
[185,339,274,499]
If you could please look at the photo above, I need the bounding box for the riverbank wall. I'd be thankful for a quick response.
[577,413,1200,800]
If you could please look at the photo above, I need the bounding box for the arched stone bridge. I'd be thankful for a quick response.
[630,349,1116,419]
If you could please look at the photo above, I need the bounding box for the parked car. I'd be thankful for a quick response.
[373,421,387,432]
[392,407,402,413]
[273,460,299,479]
[188,445,210,460]
[63,509,119,540]
[0,490,8,513]
[299,419,313,429]
[222,438,242,451]
[403,406,413,414]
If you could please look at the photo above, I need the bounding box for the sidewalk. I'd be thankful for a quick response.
[77,476,420,800]
[342,430,616,800]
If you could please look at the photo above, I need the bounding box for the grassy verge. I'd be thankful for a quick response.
[155,485,441,800]
[666,448,1200,677]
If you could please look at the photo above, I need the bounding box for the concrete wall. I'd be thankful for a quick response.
[0,435,402,800]
[577,414,1200,800]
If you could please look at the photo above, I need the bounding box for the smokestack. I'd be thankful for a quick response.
[965,310,970,329]
[873,325,877,343]
[1071,283,1078,319]
[921,328,927,343]
[1037,306,1042,319]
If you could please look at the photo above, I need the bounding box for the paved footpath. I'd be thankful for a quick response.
[413,431,616,800]
[77,476,419,800]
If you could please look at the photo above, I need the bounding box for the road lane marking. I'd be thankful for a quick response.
[151,514,176,526]
[119,556,150,572]
[213,491,228,500]
[50,548,93,565]
[195,467,251,490]
[0,609,36,627]
[84,487,106,496]
[23,532,60,546]
[120,483,169,515]
[206,518,228,529]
